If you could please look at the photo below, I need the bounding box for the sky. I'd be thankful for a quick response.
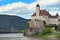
[0,0,60,19]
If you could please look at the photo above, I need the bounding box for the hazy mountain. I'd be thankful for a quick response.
[0,15,29,33]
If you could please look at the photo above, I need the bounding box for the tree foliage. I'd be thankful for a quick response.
[43,27,51,35]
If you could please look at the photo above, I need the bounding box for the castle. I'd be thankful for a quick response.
[25,3,60,36]
[31,3,60,25]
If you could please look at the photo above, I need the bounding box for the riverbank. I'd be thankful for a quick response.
[0,33,60,40]
[0,33,24,37]
[0,30,24,34]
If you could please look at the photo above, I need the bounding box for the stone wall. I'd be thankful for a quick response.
[26,20,45,36]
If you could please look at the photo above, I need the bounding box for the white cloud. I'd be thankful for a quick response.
[49,12,60,16]
[0,0,60,19]
[39,0,60,6]
[0,0,59,12]
[52,7,59,10]
[0,2,27,12]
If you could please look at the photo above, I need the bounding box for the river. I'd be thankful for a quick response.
[0,33,58,40]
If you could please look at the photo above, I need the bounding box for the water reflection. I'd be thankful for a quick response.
[0,33,58,40]
[0,33,42,40]
[0,37,42,40]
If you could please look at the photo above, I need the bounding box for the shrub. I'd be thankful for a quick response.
[33,32,43,37]
[26,23,29,28]
[43,27,51,35]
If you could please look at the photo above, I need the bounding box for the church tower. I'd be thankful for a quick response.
[36,3,40,17]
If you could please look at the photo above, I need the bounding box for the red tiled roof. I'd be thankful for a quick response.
[48,15,58,18]
[32,10,49,16]
[32,10,59,18]
[48,13,59,18]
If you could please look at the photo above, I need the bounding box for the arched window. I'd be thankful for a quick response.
[58,19,60,21]
[43,21,46,25]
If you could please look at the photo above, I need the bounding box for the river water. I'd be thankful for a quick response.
[0,33,43,40]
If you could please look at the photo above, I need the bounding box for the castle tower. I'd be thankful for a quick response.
[36,2,40,19]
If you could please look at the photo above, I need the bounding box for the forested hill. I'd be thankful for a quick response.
[0,15,30,33]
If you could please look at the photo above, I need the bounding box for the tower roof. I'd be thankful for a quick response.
[56,13,59,16]
[36,0,40,7]
[36,3,40,7]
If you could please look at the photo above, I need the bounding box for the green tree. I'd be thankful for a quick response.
[26,22,29,28]
[43,27,51,35]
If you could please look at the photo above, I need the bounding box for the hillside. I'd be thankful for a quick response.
[0,15,29,33]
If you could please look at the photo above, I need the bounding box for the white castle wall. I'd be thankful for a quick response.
[31,16,59,25]
[48,18,59,25]
[31,16,46,21]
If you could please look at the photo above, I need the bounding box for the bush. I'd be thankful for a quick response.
[57,25,60,31]
[43,27,51,35]
[26,23,29,28]
[33,32,43,37]
[46,24,58,31]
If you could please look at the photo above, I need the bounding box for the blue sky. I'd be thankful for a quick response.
[0,0,60,19]
[0,0,36,6]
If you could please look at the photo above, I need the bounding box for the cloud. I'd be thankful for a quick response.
[39,0,60,6]
[49,12,60,16]
[0,0,60,19]
[0,2,35,19]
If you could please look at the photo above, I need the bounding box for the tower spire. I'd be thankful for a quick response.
[37,0,39,4]
[36,0,40,18]
[36,0,40,7]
